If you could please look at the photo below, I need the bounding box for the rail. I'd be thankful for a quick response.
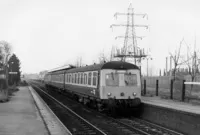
[30,83,107,135]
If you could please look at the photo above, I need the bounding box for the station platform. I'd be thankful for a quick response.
[0,86,71,135]
[141,96,200,115]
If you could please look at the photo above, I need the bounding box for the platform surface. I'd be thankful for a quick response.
[141,96,200,115]
[28,86,71,135]
[0,86,49,135]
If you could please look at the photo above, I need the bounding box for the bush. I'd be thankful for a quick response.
[0,79,7,89]
[19,80,28,86]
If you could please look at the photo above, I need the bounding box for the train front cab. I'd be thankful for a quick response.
[99,68,141,108]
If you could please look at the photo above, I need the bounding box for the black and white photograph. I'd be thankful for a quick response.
[0,0,200,135]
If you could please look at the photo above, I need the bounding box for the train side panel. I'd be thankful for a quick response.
[63,71,100,98]
[64,84,100,98]
[50,73,64,89]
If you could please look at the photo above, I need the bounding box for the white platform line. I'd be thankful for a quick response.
[32,84,107,135]
[29,86,72,135]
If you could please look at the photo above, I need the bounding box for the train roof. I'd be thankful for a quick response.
[46,61,139,75]
[47,65,76,74]
[65,61,139,73]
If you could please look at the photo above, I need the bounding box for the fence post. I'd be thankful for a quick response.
[156,80,159,96]
[170,79,173,99]
[144,80,146,95]
[182,80,186,102]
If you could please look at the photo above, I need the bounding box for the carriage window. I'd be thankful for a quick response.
[55,75,58,82]
[53,75,56,81]
[60,74,63,82]
[54,75,56,81]
[58,75,60,82]
[51,75,54,81]
[76,74,77,83]
[78,73,80,84]
[66,74,68,83]
[60,74,62,82]
[67,74,69,83]
[51,75,54,82]
[53,75,55,82]
[69,74,71,83]
[77,73,79,83]
[93,72,97,86]
[84,73,87,84]
[72,74,75,83]
[77,73,80,84]
[88,72,92,85]
[74,74,76,83]
[49,75,51,81]
[54,75,56,82]
[56,75,57,81]
[61,74,65,83]
[105,73,119,86]
[55,75,57,82]
[124,73,137,86]
[81,73,83,84]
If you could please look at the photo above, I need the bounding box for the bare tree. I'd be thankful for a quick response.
[98,50,109,64]
[74,56,83,67]
[0,40,12,100]
[110,45,116,61]
[98,46,121,63]
[186,50,199,81]
[0,47,3,63]
[184,43,200,93]
[169,38,186,80]
[0,40,11,64]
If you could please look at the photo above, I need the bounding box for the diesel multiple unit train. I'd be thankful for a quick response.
[44,61,142,112]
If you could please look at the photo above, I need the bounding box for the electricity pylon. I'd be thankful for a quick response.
[110,4,148,65]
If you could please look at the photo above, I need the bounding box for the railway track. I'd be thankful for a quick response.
[118,118,184,135]
[31,84,106,135]
[29,80,184,135]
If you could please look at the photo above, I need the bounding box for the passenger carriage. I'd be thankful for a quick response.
[44,61,142,111]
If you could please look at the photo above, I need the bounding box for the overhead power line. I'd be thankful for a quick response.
[110,4,149,67]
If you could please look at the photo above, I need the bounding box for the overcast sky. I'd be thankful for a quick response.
[0,0,199,75]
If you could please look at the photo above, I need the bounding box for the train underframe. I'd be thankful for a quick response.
[46,84,142,116]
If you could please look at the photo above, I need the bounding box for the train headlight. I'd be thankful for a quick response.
[107,93,112,96]
[120,92,124,96]
[133,92,137,96]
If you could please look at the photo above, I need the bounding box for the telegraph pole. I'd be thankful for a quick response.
[110,4,148,67]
